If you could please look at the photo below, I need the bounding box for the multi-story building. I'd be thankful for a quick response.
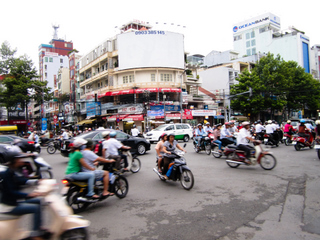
[232,12,311,73]
[310,45,320,80]
[78,20,189,132]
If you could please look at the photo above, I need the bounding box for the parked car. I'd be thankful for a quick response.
[0,135,40,153]
[60,130,151,158]
[144,123,193,143]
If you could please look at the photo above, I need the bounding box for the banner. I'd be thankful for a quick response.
[41,118,47,131]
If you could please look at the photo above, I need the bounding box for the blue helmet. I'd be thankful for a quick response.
[109,131,117,138]
[300,119,306,123]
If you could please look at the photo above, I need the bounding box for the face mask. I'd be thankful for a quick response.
[80,145,86,150]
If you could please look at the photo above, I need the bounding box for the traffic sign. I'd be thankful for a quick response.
[53,115,58,123]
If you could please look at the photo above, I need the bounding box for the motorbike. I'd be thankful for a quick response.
[292,130,315,151]
[315,139,320,160]
[193,133,212,155]
[47,138,62,154]
[62,169,129,213]
[211,141,236,158]
[40,136,52,147]
[225,141,277,170]
[283,131,296,146]
[263,133,279,147]
[119,149,141,173]
[0,179,90,240]
[153,145,194,190]
[18,154,53,179]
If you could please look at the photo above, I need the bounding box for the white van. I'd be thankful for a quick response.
[145,123,193,143]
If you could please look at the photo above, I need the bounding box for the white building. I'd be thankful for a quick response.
[233,12,311,73]
[310,45,320,80]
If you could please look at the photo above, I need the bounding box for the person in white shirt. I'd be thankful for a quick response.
[265,120,278,146]
[60,129,69,140]
[204,122,212,133]
[236,122,255,164]
[220,122,236,145]
[130,125,140,137]
[255,120,265,140]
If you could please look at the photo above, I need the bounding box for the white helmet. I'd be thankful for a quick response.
[102,131,111,138]
[73,138,87,148]
[268,120,272,124]
[287,120,291,123]
[242,121,250,126]
[316,120,320,125]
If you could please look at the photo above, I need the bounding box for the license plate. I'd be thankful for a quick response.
[315,145,320,149]
[264,138,268,143]
[61,186,69,195]
[292,141,297,144]
[282,137,286,140]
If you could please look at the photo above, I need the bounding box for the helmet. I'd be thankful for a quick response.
[225,122,230,125]
[300,119,306,123]
[287,120,291,123]
[272,120,275,123]
[61,129,65,132]
[88,128,92,131]
[242,121,250,126]
[109,131,117,138]
[85,139,94,148]
[206,122,210,125]
[316,120,320,125]
[73,138,88,148]
[133,124,136,128]
[268,120,272,124]
[168,133,175,139]
[160,133,167,139]
[257,120,261,123]
[102,131,111,138]
[197,123,202,127]
[5,150,27,165]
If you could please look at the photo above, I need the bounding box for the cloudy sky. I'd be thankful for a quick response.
[1,0,319,71]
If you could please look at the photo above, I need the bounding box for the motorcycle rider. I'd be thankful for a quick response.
[220,122,236,145]
[155,133,168,173]
[162,133,187,178]
[60,129,69,140]
[283,120,295,135]
[65,138,100,199]
[266,120,278,146]
[298,119,311,143]
[105,131,131,171]
[81,139,115,197]
[236,122,256,164]
[212,124,222,152]
[0,150,47,239]
[315,120,320,140]
[195,124,206,150]
[255,120,265,141]
[204,122,212,133]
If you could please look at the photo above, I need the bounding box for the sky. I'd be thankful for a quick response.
[1,0,319,72]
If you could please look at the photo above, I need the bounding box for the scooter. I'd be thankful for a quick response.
[193,134,212,155]
[153,145,194,190]
[0,179,90,240]
[40,136,52,147]
[263,133,279,147]
[292,130,315,151]
[47,138,62,154]
[62,169,129,213]
[283,131,296,146]
[225,141,277,170]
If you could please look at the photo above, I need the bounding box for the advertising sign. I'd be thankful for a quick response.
[8,104,25,120]
[86,102,101,118]
[41,118,47,131]
[192,110,216,116]
[150,105,180,112]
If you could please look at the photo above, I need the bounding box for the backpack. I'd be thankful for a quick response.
[94,140,105,157]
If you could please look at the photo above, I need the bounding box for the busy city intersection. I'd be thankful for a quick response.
[37,141,320,240]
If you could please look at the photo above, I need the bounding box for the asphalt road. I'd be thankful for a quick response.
[40,141,320,240]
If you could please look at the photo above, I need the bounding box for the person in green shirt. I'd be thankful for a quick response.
[65,138,99,199]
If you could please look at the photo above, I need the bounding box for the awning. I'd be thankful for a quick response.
[100,88,182,98]
[107,114,129,122]
[122,114,144,121]
[77,119,96,125]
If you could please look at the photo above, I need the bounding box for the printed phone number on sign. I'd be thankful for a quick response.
[135,31,165,35]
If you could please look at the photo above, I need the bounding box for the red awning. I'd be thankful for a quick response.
[122,114,144,121]
[100,88,181,98]
[107,114,129,121]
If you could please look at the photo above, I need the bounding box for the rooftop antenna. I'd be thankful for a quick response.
[52,24,59,39]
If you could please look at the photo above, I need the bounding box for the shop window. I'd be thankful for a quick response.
[123,76,128,84]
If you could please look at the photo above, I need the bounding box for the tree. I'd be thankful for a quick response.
[230,53,320,120]
[0,42,52,118]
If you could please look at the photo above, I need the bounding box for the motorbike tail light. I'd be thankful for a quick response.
[28,141,34,144]
[61,179,69,185]
[94,144,99,153]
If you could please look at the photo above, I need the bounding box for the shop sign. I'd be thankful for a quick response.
[150,105,180,112]
[192,110,216,116]
[118,105,144,114]
[41,118,47,131]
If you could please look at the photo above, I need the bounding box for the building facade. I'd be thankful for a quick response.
[232,12,311,73]
[78,21,188,132]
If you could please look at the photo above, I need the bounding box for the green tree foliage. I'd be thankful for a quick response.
[230,53,320,119]
[0,42,52,110]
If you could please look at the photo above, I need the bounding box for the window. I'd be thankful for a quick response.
[49,58,53,62]
[251,31,255,38]
[151,74,155,82]
[259,27,267,33]
[246,41,250,48]
[165,125,174,131]
[251,39,256,46]
[44,65,47,70]
[252,48,256,55]
[45,73,47,78]
[93,133,102,140]
[182,124,190,129]
[246,32,250,39]
[176,124,182,130]
[123,76,128,84]
[60,59,63,63]
[246,49,251,56]
[70,69,74,78]
[129,75,134,83]
[45,57,48,62]
[233,35,242,41]
[65,43,72,48]
[161,74,172,82]
[69,59,74,67]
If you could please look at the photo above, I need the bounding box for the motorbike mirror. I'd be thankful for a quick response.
[169,144,172,148]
